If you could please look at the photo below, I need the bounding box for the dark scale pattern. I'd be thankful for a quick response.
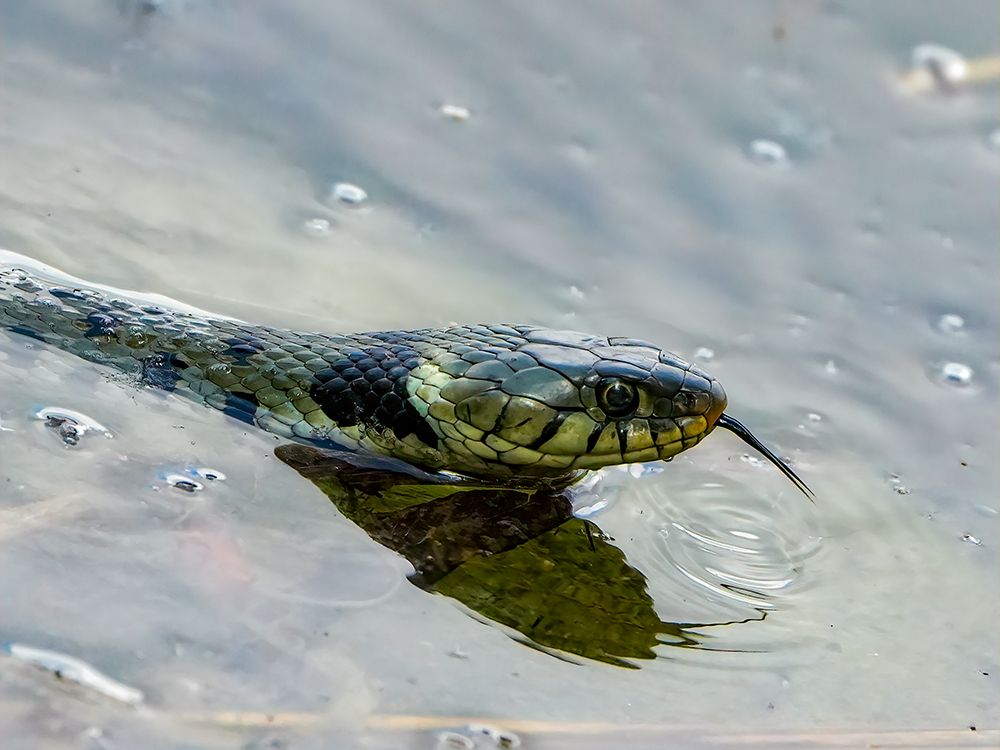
[222,336,269,365]
[223,391,262,425]
[310,341,439,448]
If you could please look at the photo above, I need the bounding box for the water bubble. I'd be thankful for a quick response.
[494,731,521,749]
[693,347,715,361]
[192,467,226,482]
[436,733,475,750]
[165,474,204,493]
[887,473,911,495]
[35,407,113,446]
[329,182,367,207]
[466,725,521,749]
[824,360,839,376]
[120,325,152,348]
[0,267,30,283]
[939,361,973,386]
[961,533,982,546]
[747,139,789,167]
[301,217,331,237]
[798,411,823,430]
[439,103,471,121]
[909,44,968,91]
[568,285,585,299]
[936,313,965,333]
[5,643,143,705]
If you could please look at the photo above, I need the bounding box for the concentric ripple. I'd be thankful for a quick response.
[625,468,822,627]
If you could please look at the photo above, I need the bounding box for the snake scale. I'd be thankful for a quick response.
[0,251,810,495]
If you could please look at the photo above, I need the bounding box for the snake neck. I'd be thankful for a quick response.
[0,259,455,468]
[0,256,553,476]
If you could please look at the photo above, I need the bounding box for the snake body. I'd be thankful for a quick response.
[0,251,733,481]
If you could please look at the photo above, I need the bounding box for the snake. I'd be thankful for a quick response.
[0,251,811,496]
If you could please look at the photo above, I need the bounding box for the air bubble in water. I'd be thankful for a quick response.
[302,217,331,237]
[192,467,226,482]
[961,533,982,546]
[465,725,521,749]
[494,731,521,749]
[329,182,367,206]
[694,347,715,361]
[888,473,911,495]
[439,103,471,121]
[165,474,204,493]
[5,643,143,705]
[35,407,113,446]
[436,732,475,750]
[747,139,788,167]
[936,313,965,333]
[939,361,973,386]
[0,267,30,283]
[910,44,968,90]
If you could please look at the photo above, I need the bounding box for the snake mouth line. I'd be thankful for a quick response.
[716,414,814,500]
[563,433,704,471]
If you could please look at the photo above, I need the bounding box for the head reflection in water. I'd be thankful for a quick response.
[278,445,768,667]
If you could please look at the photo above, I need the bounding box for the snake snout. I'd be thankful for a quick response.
[705,378,728,430]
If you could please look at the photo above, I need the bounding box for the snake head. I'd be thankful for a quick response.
[399,327,729,479]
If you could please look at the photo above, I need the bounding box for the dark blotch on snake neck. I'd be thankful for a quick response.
[310,342,439,449]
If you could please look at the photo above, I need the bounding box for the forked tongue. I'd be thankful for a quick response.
[716,414,814,500]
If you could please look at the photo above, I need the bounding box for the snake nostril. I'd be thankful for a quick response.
[672,391,696,415]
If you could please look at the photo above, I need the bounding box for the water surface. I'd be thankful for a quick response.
[0,1,997,747]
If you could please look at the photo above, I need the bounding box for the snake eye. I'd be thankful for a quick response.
[597,379,639,418]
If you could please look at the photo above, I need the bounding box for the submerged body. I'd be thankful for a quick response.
[0,251,808,494]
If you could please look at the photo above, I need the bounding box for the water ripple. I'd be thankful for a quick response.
[627,471,822,625]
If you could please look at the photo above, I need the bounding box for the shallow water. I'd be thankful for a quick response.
[0,1,997,747]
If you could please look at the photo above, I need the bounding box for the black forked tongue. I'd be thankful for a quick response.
[717,414,814,500]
